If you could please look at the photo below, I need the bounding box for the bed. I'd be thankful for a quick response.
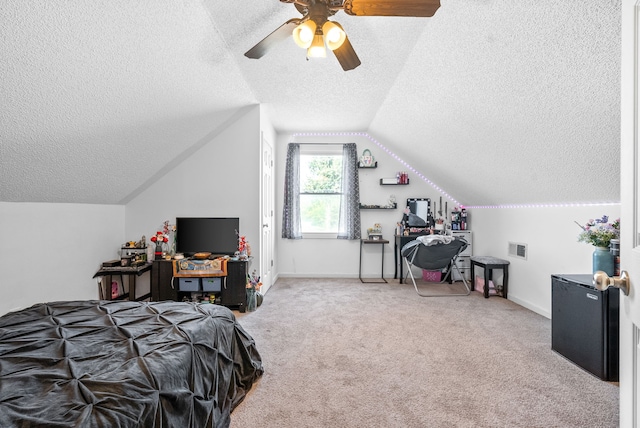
[0,300,263,427]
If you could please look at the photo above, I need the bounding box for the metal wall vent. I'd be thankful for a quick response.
[508,242,527,260]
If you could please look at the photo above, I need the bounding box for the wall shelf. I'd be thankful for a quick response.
[380,179,410,185]
[358,162,378,168]
[360,203,397,210]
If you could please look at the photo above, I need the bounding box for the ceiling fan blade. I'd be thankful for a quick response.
[332,36,361,71]
[245,19,301,59]
[343,0,441,17]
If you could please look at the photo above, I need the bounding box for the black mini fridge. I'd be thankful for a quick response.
[551,274,619,381]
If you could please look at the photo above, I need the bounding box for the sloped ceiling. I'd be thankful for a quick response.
[0,0,621,206]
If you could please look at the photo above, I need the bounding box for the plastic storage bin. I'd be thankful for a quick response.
[202,277,222,292]
[422,270,441,282]
[178,278,200,292]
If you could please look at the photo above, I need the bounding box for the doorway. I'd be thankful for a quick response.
[260,132,274,293]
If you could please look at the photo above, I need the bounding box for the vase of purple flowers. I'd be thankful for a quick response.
[576,215,620,275]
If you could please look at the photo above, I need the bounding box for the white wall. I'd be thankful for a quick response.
[471,205,620,318]
[276,132,463,278]
[0,106,274,317]
[125,106,266,284]
[0,119,616,319]
[0,202,124,315]
[274,132,621,319]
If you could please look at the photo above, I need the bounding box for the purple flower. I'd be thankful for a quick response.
[576,215,620,247]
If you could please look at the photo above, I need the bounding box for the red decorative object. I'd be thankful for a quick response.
[150,231,169,257]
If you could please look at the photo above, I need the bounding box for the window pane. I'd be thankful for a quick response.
[300,194,341,233]
[300,155,343,193]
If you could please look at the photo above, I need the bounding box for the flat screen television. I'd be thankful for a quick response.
[175,217,240,256]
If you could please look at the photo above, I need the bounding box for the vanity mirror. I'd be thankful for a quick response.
[405,198,433,228]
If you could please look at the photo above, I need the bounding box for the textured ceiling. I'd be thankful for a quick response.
[0,0,621,206]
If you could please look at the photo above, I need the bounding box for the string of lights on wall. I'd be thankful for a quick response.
[293,131,462,206]
[469,202,621,209]
[291,132,621,209]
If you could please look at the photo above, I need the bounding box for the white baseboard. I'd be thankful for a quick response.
[277,273,361,279]
[508,295,550,319]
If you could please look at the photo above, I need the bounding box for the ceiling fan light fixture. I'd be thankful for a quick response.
[323,21,346,51]
[246,0,441,70]
[293,20,317,49]
[307,32,327,58]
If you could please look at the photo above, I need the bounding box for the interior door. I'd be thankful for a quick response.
[260,133,274,293]
[620,1,639,425]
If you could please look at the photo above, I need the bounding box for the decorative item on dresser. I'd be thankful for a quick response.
[246,270,262,312]
[575,215,620,275]
[592,246,615,276]
[150,231,169,259]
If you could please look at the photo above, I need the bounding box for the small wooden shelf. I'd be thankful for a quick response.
[360,203,397,210]
[380,179,410,185]
[358,161,377,168]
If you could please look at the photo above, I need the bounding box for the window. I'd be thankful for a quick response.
[282,142,360,240]
[299,145,343,236]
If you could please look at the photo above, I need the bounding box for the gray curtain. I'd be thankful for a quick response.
[282,143,302,239]
[337,143,361,239]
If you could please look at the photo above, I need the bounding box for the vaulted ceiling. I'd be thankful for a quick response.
[0,0,621,207]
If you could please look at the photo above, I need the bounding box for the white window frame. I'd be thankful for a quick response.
[299,144,344,239]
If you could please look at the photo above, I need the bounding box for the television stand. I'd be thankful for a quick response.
[150,258,249,312]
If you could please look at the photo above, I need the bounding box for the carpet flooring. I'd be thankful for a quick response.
[230,277,619,428]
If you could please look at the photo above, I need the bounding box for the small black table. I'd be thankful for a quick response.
[470,256,510,298]
[359,238,389,283]
[93,263,152,301]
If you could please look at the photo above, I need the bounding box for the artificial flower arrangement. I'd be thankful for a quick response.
[246,270,262,291]
[575,215,620,248]
[237,231,251,258]
[162,220,177,255]
[162,221,176,238]
[238,235,247,252]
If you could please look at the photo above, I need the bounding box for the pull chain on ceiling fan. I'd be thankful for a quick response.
[244,0,441,71]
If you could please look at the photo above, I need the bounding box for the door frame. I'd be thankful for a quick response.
[260,132,275,293]
[620,1,639,425]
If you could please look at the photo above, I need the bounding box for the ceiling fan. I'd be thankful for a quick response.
[244,0,441,71]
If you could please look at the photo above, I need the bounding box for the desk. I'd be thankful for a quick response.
[359,239,389,283]
[93,263,152,301]
[470,256,510,298]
